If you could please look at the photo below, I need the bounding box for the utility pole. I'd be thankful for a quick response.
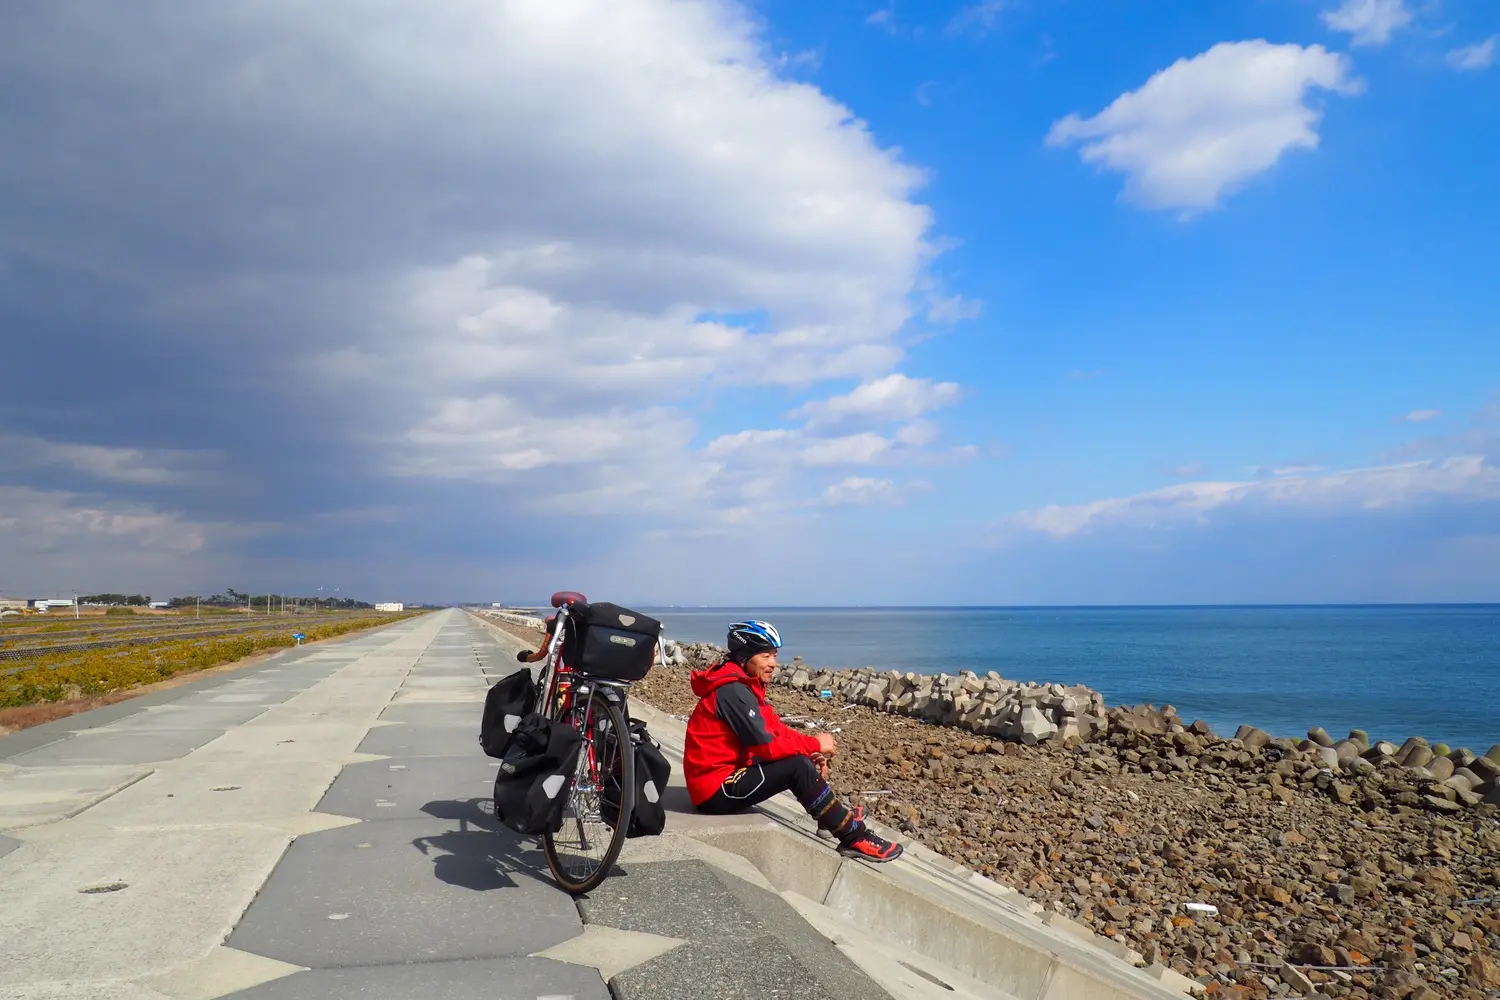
[73,589,79,619]
[196,596,200,620]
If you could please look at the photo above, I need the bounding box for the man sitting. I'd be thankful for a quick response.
[683,620,902,862]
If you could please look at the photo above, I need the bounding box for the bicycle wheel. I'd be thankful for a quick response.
[542,685,633,895]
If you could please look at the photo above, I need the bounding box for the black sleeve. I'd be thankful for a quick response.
[716,683,773,747]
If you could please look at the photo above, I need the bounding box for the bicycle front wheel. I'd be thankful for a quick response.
[542,685,633,895]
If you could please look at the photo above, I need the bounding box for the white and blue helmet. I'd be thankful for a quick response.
[727,620,781,662]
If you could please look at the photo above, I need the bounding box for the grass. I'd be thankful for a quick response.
[0,612,424,709]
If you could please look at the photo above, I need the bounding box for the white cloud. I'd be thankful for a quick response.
[1398,408,1443,424]
[1448,36,1498,71]
[1321,0,1413,48]
[820,476,930,507]
[1169,462,1208,478]
[789,373,963,427]
[866,7,896,32]
[927,294,983,323]
[0,435,214,486]
[0,486,208,556]
[948,1,1010,38]
[0,0,973,591]
[1047,41,1361,213]
[1009,456,1500,538]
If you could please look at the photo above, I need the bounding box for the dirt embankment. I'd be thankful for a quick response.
[633,663,1500,1000]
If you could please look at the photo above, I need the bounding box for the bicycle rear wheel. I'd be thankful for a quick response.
[542,685,633,895]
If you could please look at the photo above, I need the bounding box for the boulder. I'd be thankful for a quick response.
[1399,742,1435,771]
[1426,755,1455,782]
[1449,747,1478,768]
[1016,705,1057,745]
[1365,740,1399,760]
[1234,725,1271,751]
[1308,726,1334,748]
[1313,746,1340,770]
[1333,739,1363,762]
[1347,728,1370,749]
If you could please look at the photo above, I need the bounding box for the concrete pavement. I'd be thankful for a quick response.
[0,610,617,999]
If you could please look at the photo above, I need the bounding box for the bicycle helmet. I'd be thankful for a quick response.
[727,620,782,663]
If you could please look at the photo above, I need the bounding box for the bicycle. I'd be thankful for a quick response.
[532,592,660,895]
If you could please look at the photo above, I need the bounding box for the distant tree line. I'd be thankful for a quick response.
[167,588,372,610]
[81,593,150,606]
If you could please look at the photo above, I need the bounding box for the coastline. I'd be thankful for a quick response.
[646,605,1500,753]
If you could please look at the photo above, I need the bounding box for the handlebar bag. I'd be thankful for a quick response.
[571,602,663,681]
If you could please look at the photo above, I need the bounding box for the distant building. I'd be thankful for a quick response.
[375,602,404,612]
[33,598,75,609]
[148,601,171,609]
[492,602,504,608]
[0,597,28,611]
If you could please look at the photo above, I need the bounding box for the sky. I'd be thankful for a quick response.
[0,0,1496,606]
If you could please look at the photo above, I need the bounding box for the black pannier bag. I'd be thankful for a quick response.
[571,602,662,682]
[602,718,672,838]
[492,713,583,835]
[479,668,538,759]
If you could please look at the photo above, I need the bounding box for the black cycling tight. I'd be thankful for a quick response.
[697,755,860,842]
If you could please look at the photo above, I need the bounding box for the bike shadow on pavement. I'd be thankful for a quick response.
[412,797,554,893]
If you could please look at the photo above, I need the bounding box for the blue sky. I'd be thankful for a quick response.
[0,0,1496,605]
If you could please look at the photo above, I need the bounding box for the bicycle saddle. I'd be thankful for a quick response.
[550,591,588,609]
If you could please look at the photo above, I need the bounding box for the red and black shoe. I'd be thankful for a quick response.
[838,829,903,863]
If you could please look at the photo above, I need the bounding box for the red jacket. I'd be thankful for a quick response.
[683,660,822,806]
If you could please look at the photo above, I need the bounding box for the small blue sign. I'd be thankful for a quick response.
[293,632,305,646]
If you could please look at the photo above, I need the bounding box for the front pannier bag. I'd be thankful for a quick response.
[492,713,583,835]
[571,603,663,682]
[479,668,538,759]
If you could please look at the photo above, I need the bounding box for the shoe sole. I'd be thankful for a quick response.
[837,845,904,863]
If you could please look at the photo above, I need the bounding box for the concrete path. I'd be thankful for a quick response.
[0,609,612,999]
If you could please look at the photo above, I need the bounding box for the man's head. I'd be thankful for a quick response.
[727,620,781,680]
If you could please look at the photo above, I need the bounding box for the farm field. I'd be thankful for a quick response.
[0,610,425,709]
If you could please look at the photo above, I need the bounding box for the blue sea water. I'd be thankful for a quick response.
[647,605,1500,753]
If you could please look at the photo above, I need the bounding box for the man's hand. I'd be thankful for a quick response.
[516,649,533,662]
[816,732,838,755]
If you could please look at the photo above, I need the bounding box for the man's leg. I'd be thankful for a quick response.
[698,756,861,841]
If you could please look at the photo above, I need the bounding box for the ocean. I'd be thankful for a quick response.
[646,605,1500,753]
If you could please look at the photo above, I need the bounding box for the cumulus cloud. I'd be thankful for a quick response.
[1007,456,1500,538]
[789,374,962,428]
[0,0,958,590]
[1047,41,1361,213]
[1321,0,1413,48]
[1448,37,1498,71]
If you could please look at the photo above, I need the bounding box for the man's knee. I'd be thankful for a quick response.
[786,754,823,793]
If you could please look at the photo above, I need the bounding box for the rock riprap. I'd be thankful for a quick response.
[670,641,1106,745]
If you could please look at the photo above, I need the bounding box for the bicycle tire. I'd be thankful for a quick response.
[542,686,633,895]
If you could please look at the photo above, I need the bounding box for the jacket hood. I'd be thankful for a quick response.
[689,659,757,698]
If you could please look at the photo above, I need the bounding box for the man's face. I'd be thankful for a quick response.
[745,649,777,682]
